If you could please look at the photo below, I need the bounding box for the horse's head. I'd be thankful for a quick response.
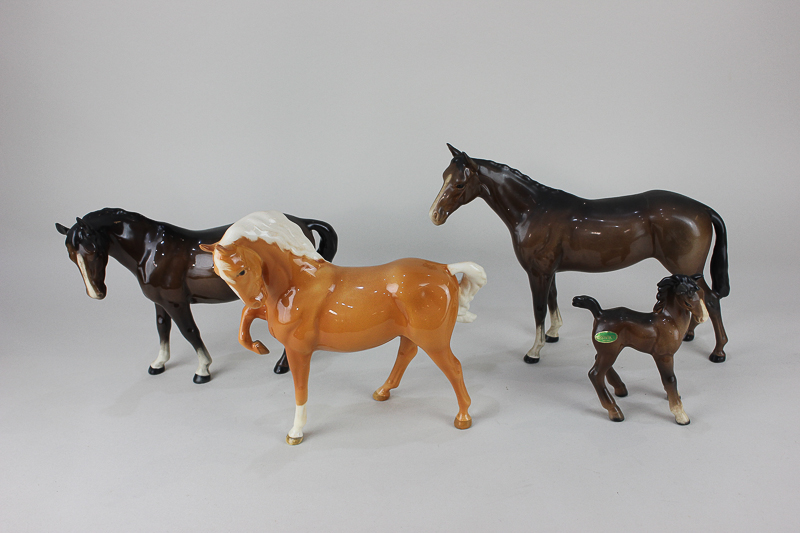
[655,274,708,323]
[429,144,483,226]
[200,242,267,309]
[56,217,110,300]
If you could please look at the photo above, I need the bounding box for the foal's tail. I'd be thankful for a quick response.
[447,262,487,323]
[572,295,603,318]
[707,208,730,298]
[301,218,339,263]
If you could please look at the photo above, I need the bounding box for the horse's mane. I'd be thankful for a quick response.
[473,158,560,194]
[82,208,143,228]
[653,275,700,313]
[220,211,323,262]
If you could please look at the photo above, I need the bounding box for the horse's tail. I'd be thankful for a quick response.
[447,262,487,323]
[707,208,730,298]
[301,218,339,262]
[572,295,603,318]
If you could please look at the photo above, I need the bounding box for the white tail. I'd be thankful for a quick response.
[447,262,488,323]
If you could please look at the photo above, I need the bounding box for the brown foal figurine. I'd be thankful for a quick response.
[572,275,708,425]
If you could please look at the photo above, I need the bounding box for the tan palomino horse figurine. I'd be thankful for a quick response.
[201,211,487,445]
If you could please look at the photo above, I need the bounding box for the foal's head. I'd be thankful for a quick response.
[654,274,708,323]
[201,243,266,309]
[56,216,111,300]
[430,144,483,226]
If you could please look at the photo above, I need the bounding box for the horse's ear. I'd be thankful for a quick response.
[199,243,217,253]
[462,151,478,171]
[56,223,69,235]
[447,143,462,158]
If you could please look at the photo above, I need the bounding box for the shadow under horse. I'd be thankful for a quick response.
[56,208,338,383]
[430,144,729,364]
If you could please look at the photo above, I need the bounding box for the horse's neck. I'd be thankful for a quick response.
[662,298,693,332]
[257,244,314,297]
[106,220,153,273]
[478,168,541,228]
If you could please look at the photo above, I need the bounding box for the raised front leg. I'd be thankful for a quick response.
[374,336,418,401]
[698,278,728,363]
[284,348,311,445]
[238,306,290,375]
[524,273,553,363]
[149,304,171,375]
[545,276,563,343]
[653,354,689,425]
[169,304,213,384]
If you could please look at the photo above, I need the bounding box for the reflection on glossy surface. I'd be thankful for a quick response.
[430,144,730,363]
[202,211,487,445]
[573,274,708,425]
[56,208,338,381]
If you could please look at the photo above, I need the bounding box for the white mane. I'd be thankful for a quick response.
[220,211,323,261]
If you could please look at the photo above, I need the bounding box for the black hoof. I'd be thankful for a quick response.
[545,335,559,343]
[148,365,165,375]
[193,374,211,384]
[523,355,540,364]
[683,331,695,342]
[273,362,290,374]
[615,390,628,398]
[709,354,726,363]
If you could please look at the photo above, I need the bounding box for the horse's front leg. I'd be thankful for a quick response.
[239,306,291,375]
[284,347,311,445]
[148,304,171,375]
[653,354,689,425]
[170,304,213,384]
[545,275,563,343]
[524,273,553,363]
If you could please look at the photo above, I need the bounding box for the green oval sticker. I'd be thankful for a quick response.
[595,331,618,343]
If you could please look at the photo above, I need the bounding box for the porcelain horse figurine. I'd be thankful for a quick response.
[201,211,487,445]
[430,144,729,364]
[572,274,709,425]
[56,208,338,383]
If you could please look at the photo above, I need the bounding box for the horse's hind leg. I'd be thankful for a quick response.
[589,348,624,421]
[425,345,472,429]
[545,276,563,343]
[170,304,213,384]
[653,354,689,425]
[698,278,728,363]
[149,304,171,375]
[374,336,418,401]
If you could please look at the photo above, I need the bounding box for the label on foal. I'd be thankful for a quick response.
[595,331,618,343]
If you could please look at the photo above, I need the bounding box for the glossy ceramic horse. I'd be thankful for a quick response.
[572,274,709,425]
[201,211,487,445]
[56,208,338,382]
[430,144,729,364]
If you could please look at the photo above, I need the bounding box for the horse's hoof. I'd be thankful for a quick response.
[615,388,628,398]
[523,355,540,364]
[286,434,303,445]
[454,415,472,430]
[148,365,165,375]
[273,362,290,375]
[683,331,695,342]
[545,335,559,343]
[373,389,390,401]
[609,410,625,422]
[709,353,726,363]
[193,374,211,384]
[676,417,690,426]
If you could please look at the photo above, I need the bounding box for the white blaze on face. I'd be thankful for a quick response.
[429,172,453,224]
[76,254,101,299]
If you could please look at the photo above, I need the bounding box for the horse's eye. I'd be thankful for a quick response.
[238,270,246,276]
[456,183,465,189]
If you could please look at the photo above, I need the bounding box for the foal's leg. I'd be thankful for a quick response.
[524,273,553,364]
[605,366,628,397]
[653,354,689,425]
[374,336,418,401]
[149,304,171,375]
[425,345,472,429]
[284,348,311,445]
[588,348,624,421]
[170,304,213,384]
[697,278,728,363]
[545,277,563,343]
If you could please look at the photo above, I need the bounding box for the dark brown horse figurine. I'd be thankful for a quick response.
[572,274,708,424]
[56,208,337,382]
[430,144,729,364]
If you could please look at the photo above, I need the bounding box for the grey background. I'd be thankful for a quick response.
[2,1,799,531]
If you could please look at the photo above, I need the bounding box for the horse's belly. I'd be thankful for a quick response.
[315,306,402,352]
[561,221,653,272]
